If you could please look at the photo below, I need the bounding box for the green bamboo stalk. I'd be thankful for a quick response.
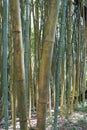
[0,0,3,99]
[8,17,16,129]
[20,0,25,43]
[53,0,67,129]
[70,17,76,113]
[75,5,81,109]
[60,53,65,116]
[25,0,30,112]
[35,0,39,112]
[82,33,86,106]
[0,1,4,120]
[3,0,9,129]
[81,5,86,105]
[66,0,72,117]
[81,14,86,106]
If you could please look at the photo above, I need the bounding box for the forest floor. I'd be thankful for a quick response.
[45,103,87,130]
[0,104,87,130]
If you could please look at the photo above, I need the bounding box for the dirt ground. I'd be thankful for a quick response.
[0,106,87,130]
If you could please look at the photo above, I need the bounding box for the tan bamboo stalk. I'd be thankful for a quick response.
[10,0,28,129]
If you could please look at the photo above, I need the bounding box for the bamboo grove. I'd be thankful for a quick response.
[0,0,87,130]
